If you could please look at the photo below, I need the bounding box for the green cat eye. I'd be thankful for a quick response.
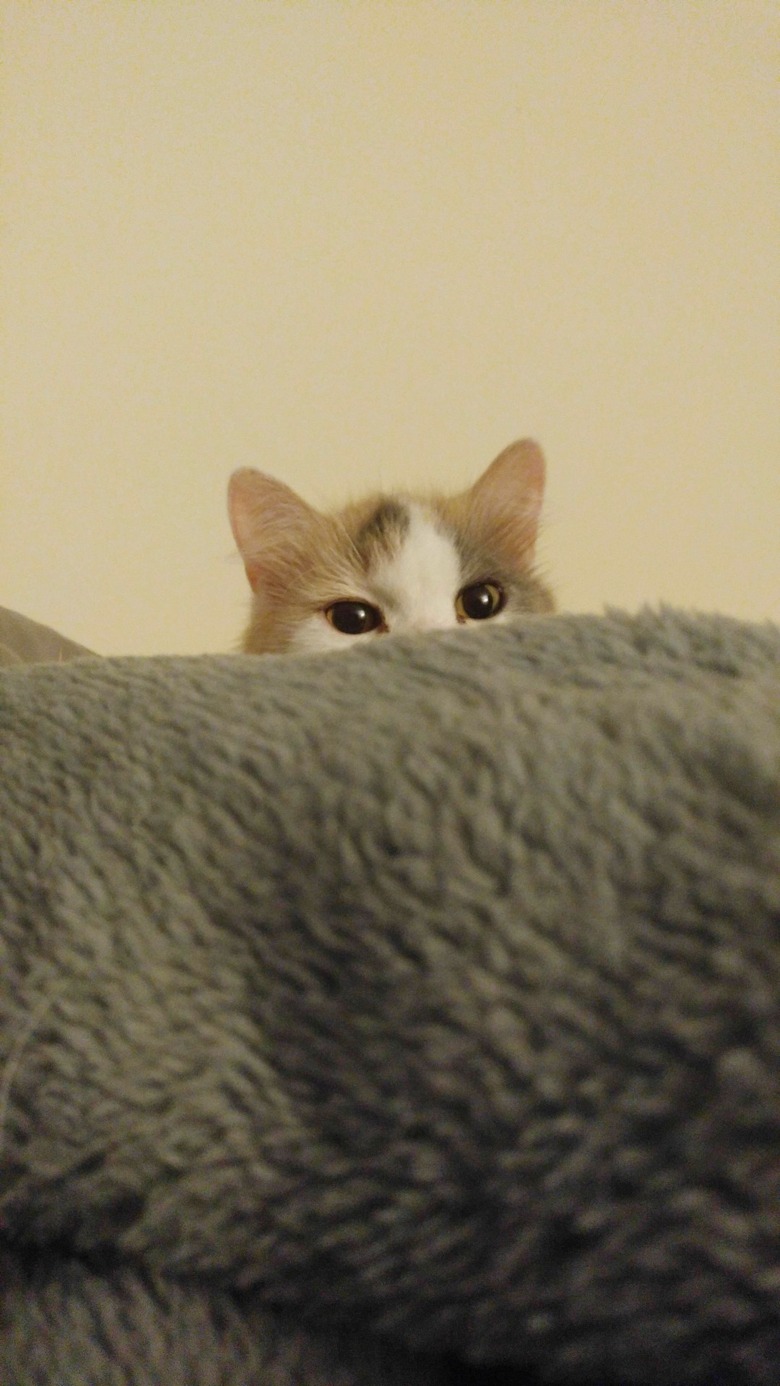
[325,600,384,636]
[455,581,506,622]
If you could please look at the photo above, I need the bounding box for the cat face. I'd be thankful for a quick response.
[228,440,555,655]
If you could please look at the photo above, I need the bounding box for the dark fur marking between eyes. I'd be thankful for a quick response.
[354,500,410,565]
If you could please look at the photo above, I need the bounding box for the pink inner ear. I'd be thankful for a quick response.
[228,469,317,593]
[470,439,546,563]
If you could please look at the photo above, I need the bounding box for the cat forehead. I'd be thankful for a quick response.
[339,494,462,566]
[346,491,495,577]
[346,496,412,566]
[367,502,462,610]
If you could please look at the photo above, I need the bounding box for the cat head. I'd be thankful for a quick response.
[228,440,554,654]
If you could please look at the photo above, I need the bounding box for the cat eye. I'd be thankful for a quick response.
[325,600,384,636]
[455,581,506,622]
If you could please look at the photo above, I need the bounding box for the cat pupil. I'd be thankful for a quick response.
[458,582,504,621]
[326,600,382,635]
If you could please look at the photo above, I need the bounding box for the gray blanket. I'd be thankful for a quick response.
[1,608,779,1385]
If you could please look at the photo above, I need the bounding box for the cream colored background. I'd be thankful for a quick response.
[2,1,778,655]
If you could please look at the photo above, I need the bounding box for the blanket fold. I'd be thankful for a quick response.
[1,608,779,1385]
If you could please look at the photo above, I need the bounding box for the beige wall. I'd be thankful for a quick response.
[2,1,778,655]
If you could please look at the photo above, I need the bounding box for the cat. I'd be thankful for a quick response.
[228,439,555,655]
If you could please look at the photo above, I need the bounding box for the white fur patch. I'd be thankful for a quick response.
[371,504,462,634]
[288,504,463,654]
[289,612,363,655]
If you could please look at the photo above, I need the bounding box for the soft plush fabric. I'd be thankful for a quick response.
[1,608,779,1385]
[0,605,94,667]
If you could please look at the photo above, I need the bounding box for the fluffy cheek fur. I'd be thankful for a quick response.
[240,568,347,655]
[287,611,371,655]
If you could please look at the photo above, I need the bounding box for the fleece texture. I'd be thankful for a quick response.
[1,608,780,1385]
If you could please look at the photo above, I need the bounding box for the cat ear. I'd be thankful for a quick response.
[228,469,319,593]
[469,439,547,562]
